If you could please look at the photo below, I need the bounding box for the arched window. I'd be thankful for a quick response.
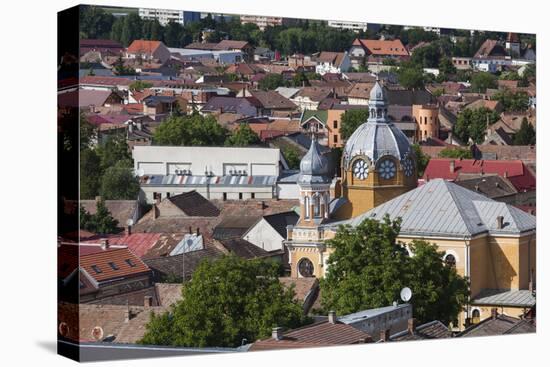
[298,258,314,277]
[472,309,480,324]
[313,194,321,218]
[304,196,310,219]
[444,254,456,268]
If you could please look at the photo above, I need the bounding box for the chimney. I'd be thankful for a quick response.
[95,195,102,203]
[449,160,456,173]
[100,239,109,251]
[504,170,508,178]
[258,200,266,210]
[152,204,158,220]
[188,226,192,234]
[124,309,130,323]
[136,121,143,131]
[128,122,134,133]
[196,227,200,235]
[328,311,337,324]
[475,184,479,191]
[125,224,132,236]
[496,215,504,229]
[380,329,390,342]
[407,318,417,334]
[491,308,498,320]
[272,327,283,341]
[144,296,153,308]
[155,196,161,205]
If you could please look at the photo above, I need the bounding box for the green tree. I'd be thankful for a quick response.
[153,114,227,146]
[226,124,260,146]
[100,160,140,200]
[411,43,441,68]
[491,90,529,112]
[320,217,469,324]
[407,240,469,324]
[438,147,473,159]
[79,200,119,234]
[396,66,425,89]
[96,134,132,172]
[79,6,115,39]
[120,12,143,46]
[80,149,102,199]
[139,256,310,347]
[129,80,154,91]
[258,73,286,90]
[283,146,301,170]
[80,113,97,150]
[453,108,499,144]
[411,143,430,177]
[438,56,456,75]
[470,72,497,93]
[340,109,369,140]
[513,118,536,145]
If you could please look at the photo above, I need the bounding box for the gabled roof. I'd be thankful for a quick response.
[424,159,536,192]
[353,38,409,57]
[262,211,300,238]
[459,313,535,337]
[318,51,347,67]
[127,40,163,55]
[301,110,328,126]
[79,90,120,107]
[249,320,371,351]
[79,247,150,283]
[217,238,270,259]
[168,191,221,217]
[455,175,517,199]
[471,288,536,308]
[474,39,507,59]
[202,96,256,113]
[331,179,536,238]
[215,40,250,50]
[390,320,452,341]
[249,90,297,110]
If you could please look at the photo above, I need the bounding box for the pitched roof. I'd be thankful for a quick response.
[249,320,371,351]
[262,211,300,238]
[455,175,517,199]
[471,289,536,308]
[127,40,163,55]
[459,313,535,337]
[318,51,347,67]
[80,247,151,283]
[79,90,119,107]
[168,191,221,217]
[331,179,536,238]
[217,238,270,259]
[347,82,375,99]
[390,320,453,341]
[213,216,261,240]
[353,38,409,57]
[79,200,137,227]
[301,110,328,125]
[215,40,250,50]
[474,39,507,59]
[248,90,297,110]
[296,87,333,102]
[423,158,536,192]
[202,96,256,113]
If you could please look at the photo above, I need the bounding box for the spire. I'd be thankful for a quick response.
[298,136,330,185]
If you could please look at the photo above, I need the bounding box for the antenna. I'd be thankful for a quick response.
[400,287,412,302]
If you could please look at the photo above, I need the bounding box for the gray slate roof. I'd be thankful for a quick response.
[328,179,536,238]
[472,289,536,307]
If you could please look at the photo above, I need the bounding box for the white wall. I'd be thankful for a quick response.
[243,218,285,252]
[133,146,281,177]
[277,182,300,199]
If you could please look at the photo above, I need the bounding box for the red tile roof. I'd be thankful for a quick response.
[423,159,536,192]
[353,38,409,57]
[80,247,150,282]
[83,233,163,258]
[127,40,162,54]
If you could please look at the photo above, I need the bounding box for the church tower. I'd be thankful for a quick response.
[333,80,418,220]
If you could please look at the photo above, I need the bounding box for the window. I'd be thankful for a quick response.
[166,192,170,198]
[223,193,227,201]
[251,193,255,199]
[334,134,338,143]
[333,120,338,129]
[108,262,119,270]
[313,195,321,217]
[125,259,136,267]
[444,254,456,268]
[91,265,102,274]
[472,309,481,324]
[304,196,310,219]
[239,193,243,200]
[298,258,315,277]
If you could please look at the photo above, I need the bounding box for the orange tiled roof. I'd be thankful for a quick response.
[80,247,150,282]
[127,40,162,54]
[353,38,409,57]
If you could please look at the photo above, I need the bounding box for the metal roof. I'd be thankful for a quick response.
[472,289,536,307]
[338,304,410,324]
[142,174,277,187]
[328,179,536,238]
[169,234,204,256]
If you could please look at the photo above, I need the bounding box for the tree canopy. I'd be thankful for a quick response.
[258,73,287,91]
[340,109,369,140]
[153,114,228,146]
[491,90,529,112]
[470,72,497,93]
[80,199,119,234]
[225,124,261,147]
[513,118,536,145]
[100,160,140,200]
[283,146,301,170]
[438,147,473,159]
[453,107,499,144]
[411,143,430,177]
[320,216,469,324]
[139,256,310,347]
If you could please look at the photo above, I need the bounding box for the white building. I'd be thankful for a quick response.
[338,304,413,341]
[328,20,368,32]
[138,8,201,26]
[315,51,351,75]
[132,146,289,203]
[243,211,299,252]
[169,48,244,64]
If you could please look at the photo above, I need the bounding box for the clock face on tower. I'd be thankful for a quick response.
[402,157,414,177]
[379,159,397,179]
[353,159,369,180]
[298,258,314,277]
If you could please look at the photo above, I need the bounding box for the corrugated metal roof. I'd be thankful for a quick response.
[328,179,536,237]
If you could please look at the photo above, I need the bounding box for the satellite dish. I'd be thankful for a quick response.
[126,218,134,227]
[136,168,145,177]
[400,287,412,302]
